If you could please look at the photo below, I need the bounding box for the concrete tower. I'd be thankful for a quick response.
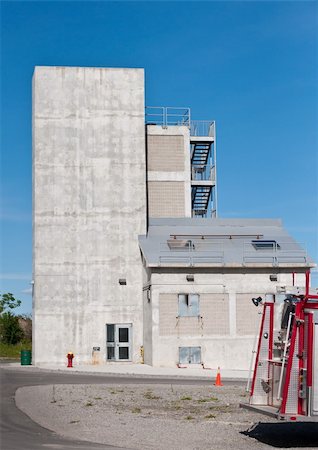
[33,67,146,364]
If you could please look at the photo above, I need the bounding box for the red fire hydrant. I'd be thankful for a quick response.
[67,352,74,368]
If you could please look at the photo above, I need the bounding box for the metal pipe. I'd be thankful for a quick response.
[246,313,262,393]
[277,312,294,400]
[213,123,217,217]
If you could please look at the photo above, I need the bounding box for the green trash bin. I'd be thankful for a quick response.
[21,350,32,365]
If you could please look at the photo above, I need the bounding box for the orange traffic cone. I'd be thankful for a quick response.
[214,366,223,386]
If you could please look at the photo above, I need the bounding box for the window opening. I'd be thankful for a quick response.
[119,347,129,359]
[107,324,115,342]
[107,347,115,360]
[119,327,129,343]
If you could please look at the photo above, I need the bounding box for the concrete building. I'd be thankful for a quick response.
[33,66,315,371]
[139,218,314,371]
[33,67,146,364]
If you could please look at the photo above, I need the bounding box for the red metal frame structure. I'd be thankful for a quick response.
[241,271,318,421]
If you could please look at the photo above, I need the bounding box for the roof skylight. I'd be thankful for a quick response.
[252,240,280,250]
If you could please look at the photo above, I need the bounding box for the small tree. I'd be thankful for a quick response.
[18,315,32,341]
[0,312,24,344]
[0,293,23,345]
[0,293,21,313]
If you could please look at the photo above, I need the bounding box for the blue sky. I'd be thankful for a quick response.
[1,1,317,315]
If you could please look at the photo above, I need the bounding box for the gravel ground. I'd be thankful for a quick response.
[15,383,316,450]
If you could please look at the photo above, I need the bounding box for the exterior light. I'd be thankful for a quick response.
[252,296,263,307]
[270,274,278,281]
[119,279,127,285]
[186,275,194,282]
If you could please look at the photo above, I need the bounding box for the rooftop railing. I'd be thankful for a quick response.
[145,106,214,137]
[159,240,225,266]
[243,241,308,266]
[146,107,190,127]
[155,239,308,266]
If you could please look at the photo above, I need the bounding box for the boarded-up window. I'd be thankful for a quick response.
[179,347,201,364]
[178,294,199,317]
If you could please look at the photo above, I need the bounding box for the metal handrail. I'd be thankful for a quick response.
[190,121,215,137]
[146,106,190,127]
[157,239,308,266]
[145,106,215,137]
[160,240,224,251]
[191,164,215,181]
[159,240,225,265]
[243,242,307,264]
[158,253,224,266]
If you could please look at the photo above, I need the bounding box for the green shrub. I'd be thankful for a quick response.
[0,340,32,358]
[0,312,24,345]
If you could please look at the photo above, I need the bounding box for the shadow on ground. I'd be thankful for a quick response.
[241,422,318,448]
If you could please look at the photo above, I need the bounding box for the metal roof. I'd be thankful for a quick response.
[138,218,315,269]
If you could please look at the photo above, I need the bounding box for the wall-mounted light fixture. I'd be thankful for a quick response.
[270,274,278,281]
[186,275,194,282]
[252,296,263,307]
[119,278,127,285]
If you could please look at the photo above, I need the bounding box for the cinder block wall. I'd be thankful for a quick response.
[148,270,307,373]
[33,67,146,364]
[146,125,191,218]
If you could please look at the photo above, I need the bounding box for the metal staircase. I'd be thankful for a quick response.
[191,142,210,168]
[190,132,216,218]
[191,186,212,217]
[145,107,217,218]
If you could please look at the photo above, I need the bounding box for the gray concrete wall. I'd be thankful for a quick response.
[147,270,307,373]
[33,66,146,364]
[142,261,153,365]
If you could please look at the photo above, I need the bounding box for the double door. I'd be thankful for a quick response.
[106,323,132,361]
